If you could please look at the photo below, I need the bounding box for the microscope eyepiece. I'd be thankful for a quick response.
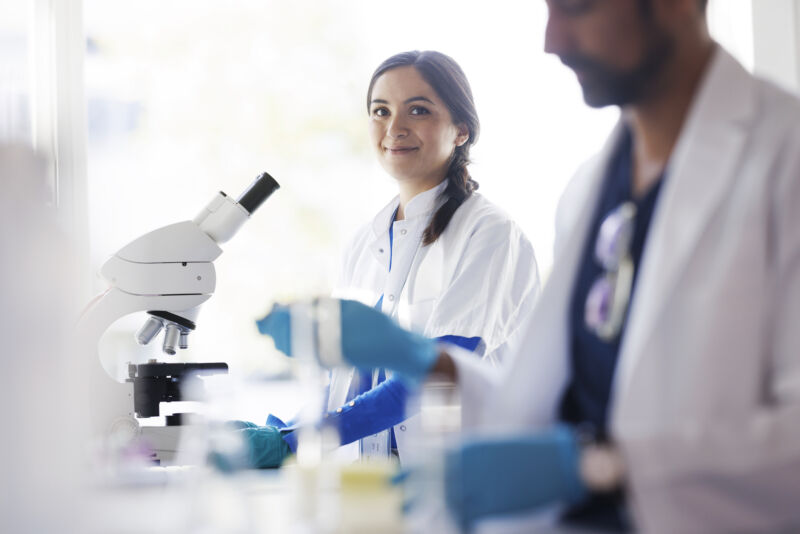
[237,171,280,215]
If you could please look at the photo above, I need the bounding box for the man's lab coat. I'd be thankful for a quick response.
[451,47,800,533]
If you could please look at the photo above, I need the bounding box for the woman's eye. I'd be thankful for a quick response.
[372,107,389,117]
[409,106,430,116]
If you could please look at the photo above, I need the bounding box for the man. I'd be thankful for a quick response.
[259,0,800,531]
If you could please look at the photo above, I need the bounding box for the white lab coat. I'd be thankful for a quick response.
[332,179,540,462]
[452,47,800,533]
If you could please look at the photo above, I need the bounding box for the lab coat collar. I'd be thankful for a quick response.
[507,122,628,428]
[404,179,449,219]
[369,179,449,237]
[613,46,757,400]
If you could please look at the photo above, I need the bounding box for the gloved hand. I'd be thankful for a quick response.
[210,420,292,471]
[255,303,291,355]
[237,425,292,468]
[226,420,259,430]
[339,299,438,381]
[256,299,439,382]
[445,425,587,529]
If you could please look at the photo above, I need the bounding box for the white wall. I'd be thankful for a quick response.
[708,0,755,71]
[751,0,800,92]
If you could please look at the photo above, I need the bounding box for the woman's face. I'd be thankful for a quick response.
[368,66,468,186]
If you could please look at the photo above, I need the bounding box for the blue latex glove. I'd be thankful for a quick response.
[256,299,439,382]
[256,303,292,355]
[445,425,587,529]
[226,420,259,430]
[209,421,291,471]
[235,425,292,468]
[340,299,438,381]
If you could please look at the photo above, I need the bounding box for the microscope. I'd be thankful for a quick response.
[78,172,279,465]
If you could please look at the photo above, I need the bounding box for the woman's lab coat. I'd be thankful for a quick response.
[452,47,800,533]
[332,180,540,462]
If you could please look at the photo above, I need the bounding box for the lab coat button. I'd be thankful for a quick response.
[378,248,384,253]
[399,425,406,431]
[400,229,407,236]
[388,294,395,301]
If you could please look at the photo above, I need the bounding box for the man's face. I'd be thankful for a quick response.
[544,0,676,108]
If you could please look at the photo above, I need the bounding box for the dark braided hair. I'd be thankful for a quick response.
[367,51,480,246]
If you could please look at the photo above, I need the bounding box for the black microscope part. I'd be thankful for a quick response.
[128,362,228,419]
[237,171,280,214]
[147,311,196,330]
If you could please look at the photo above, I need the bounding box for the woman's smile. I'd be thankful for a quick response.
[384,145,419,155]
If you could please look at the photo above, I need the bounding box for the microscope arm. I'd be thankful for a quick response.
[80,289,210,381]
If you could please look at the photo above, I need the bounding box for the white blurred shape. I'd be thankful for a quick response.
[0,145,82,534]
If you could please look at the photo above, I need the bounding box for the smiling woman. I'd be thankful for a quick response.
[368,66,467,202]
[367,51,479,243]
[236,50,541,468]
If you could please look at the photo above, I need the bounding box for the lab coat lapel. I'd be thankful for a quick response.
[368,197,398,271]
[490,123,626,429]
[613,49,757,399]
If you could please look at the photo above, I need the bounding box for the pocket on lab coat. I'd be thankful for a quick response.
[407,243,444,303]
[400,244,443,332]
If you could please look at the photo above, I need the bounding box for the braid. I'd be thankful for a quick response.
[422,146,478,246]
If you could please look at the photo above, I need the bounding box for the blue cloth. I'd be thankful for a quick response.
[559,127,664,530]
[437,335,483,353]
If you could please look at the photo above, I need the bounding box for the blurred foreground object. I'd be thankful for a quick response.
[257,298,439,383]
[0,145,81,533]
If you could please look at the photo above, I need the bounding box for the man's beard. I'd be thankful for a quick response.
[559,26,676,108]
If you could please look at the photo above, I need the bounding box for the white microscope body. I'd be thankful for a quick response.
[78,172,279,464]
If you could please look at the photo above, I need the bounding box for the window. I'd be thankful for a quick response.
[82,0,759,384]
[0,3,32,145]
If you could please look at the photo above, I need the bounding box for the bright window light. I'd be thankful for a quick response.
[83,0,752,379]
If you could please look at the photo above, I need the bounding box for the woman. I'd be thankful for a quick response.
[239,50,539,467]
